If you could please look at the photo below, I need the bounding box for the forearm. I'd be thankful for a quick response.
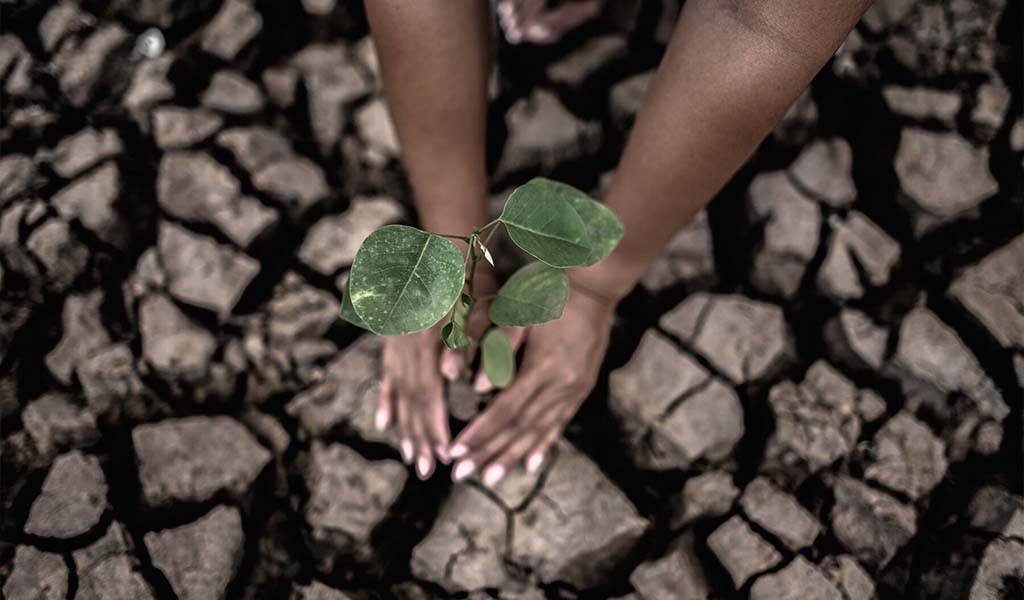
[572,0,870,301]
[365,0,492,236]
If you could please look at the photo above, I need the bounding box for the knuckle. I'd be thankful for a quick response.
[535,356,557,373]
[556,367,581,387]
[506,413,525,430]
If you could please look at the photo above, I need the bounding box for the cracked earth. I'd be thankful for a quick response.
[1,0,1022,598]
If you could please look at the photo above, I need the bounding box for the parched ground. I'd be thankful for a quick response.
[1,0,1022,599]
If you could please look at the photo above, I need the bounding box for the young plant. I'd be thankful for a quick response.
[339,177,623,388]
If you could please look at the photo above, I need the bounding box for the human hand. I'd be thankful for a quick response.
[446,282,616,486]
[374,271,497,480]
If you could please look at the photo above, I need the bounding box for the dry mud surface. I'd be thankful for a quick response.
[1,0,1022,599]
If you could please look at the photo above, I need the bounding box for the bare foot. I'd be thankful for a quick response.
[497,0,604,45]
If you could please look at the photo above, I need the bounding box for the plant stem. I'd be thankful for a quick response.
[476,218,501,235]
[481,224,499,247]
[466,233,480,296]
[460,233,484,372]
[435,233,472,242]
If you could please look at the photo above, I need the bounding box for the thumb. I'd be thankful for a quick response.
[439,293,497,381]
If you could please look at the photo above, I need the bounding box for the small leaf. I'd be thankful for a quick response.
[442,299,471,349]
[339,277,372,331]
[498,179,593,267]
[481,328,515,389]
[441,321,470,349]
[478,240,494,266]
[349,225,466,336]
[489,262,569,327]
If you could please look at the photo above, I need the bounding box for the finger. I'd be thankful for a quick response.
[473,327,528,393]
[375,378,393,432]
[498,3,517,37]
[440,294,493,382]
[412,410,435,480]
[523,23,554,44]
[481,399,569,483]
[537,0,601,32]
[462,384,555,467]
[450,402,516,482]
[468,424,520,487]
[439,348,463,382]
[423,387,452,464]
[395,389,415,465]
[497,0,514,20]
[451,384,558,485]
[450,372,538,459]
[524,406,573,473]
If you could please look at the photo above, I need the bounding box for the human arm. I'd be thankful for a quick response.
[364,0,495,479]
[449,0,872,485]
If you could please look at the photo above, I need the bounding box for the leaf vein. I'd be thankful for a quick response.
[380,234,433,329]
[507,222,590,247]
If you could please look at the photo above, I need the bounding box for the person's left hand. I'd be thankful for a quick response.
[445,283,616,486]
[374,270,497,481]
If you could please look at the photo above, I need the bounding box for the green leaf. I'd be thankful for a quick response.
[339,277,372,331]
[489,262,569,327]
[564,184,624,266]
[441,299,471,349]
[349,225,466,336]
[441,321,470,349]
[498,178,593,267]
[481,328,515,389]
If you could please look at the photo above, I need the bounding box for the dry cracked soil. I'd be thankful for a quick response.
[1,0,1022,599]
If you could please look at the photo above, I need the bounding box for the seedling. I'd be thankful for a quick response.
[340,177,623,388]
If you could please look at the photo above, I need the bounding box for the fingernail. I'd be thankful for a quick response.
[453,460,475,481]
[497,2,512,18]
[374,408,388,431]
[526,453,544,473]
[400,439,414,463]
[506,28,522,44]
[436,445,450,464]
[438,348,458,380]
[483,464,506,487]
[473,374,493,394]
[417,456,433,479]
[526,24,551,41]
[449,444,468,459]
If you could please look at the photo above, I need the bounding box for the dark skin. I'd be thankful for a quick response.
[365,0,871,485]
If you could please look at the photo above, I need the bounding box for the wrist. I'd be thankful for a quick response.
[567,247,641,306]
[563,276,619,333]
